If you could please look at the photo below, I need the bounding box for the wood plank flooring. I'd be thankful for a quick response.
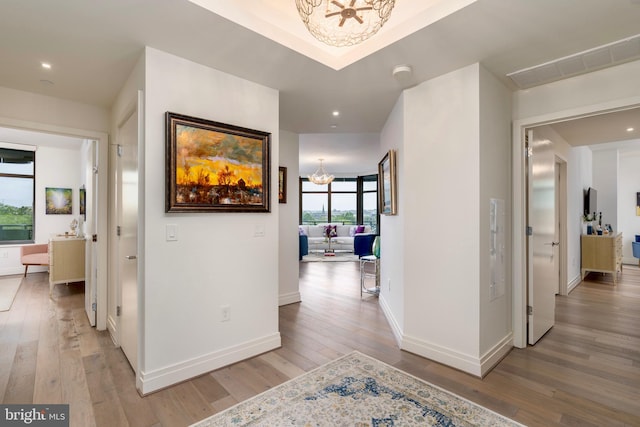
[1,262,639,426]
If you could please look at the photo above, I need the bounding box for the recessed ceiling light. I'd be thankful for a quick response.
[332,111,339,117]
[330,124,337,128]
[41,62,52,69]
[627,127,635,132]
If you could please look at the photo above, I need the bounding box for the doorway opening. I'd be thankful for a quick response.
[513,104,640,348]
[0,118,109,330]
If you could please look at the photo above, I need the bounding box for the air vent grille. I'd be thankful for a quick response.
[508,34,640,89]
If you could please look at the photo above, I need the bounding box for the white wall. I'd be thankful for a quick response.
[279,130,301,305]
[570,146,592,286]
[299,133,380,177]
[378,93,405,344]
[139,47,280,394]
[395,63,512,376]
[0,86,109,132]
[478,65,512,360]
[617,149,640,264]
[592,150,619,231]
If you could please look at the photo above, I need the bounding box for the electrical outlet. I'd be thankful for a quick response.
[221,305,231,322]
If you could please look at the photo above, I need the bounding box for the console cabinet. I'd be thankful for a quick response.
[49,237,86,293]
[581,233,622,284]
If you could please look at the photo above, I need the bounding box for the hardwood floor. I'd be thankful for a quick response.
[1,262,639,426]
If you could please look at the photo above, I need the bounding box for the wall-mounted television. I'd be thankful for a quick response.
[584,187,597,215]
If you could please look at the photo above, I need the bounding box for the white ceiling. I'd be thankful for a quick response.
[1,0,639,170]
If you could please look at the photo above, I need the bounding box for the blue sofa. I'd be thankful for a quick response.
[299,234,308,260]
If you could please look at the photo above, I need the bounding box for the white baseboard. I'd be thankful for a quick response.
[402,334,484,376]
[138,332,281,395]
[478,333,513,377]
[402,333,512,377]
[378,295,402,347]
[567,274,582,293]
[623,257,639,266]
[107,314,118,346]
[1,266,47,276]
[279,291,301,306]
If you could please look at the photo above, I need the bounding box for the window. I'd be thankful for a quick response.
[361,174,378,233]
[0,148,35,243]
[300,175,378,232]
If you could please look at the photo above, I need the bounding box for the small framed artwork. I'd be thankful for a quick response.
[45,187,73,215]
[79,187,86,220]
[165,112,271,213]
[279,167,287,204]
[378,149,397,215]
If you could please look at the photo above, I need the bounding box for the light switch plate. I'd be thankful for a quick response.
[166,224,178,241]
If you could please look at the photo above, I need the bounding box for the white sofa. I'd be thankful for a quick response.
[299,224,372,252]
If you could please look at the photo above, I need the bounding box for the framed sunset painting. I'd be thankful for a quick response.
[165,112,271,213]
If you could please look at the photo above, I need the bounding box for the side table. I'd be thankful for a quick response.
[359,255,379,297]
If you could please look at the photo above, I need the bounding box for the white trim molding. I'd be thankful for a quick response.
[138,333,281,395]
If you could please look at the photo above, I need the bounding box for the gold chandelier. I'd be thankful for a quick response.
[295,0,396,47]
[308,159,334,185]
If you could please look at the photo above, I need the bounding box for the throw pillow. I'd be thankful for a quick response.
[349,226,357,237]
[324,225,337,238]
[355,225,366,234]
[299,226,307,236]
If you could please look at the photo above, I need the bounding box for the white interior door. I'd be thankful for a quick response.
[528,128,559,345]
[118,108,139,370]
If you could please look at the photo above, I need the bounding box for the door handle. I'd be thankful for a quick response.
[544,242,560,247]
[125,255,137,260]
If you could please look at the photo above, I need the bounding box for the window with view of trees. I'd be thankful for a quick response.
[300,175,378,233]
[0,148,35,243]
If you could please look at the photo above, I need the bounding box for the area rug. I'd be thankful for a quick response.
[191,351,523,427]
[0,276,22,312]
[302,253,360,262]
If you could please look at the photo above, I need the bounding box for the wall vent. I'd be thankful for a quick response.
[507,34,640,89]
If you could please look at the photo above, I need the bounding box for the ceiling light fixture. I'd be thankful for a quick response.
[332,110,340,116]
[41,62,51,69]
[295,0,396,47]
[627,127,635,132]
[308,158,334,185]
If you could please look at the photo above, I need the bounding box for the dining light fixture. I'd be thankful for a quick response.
[308,158,334,185]
[295,0,396,47]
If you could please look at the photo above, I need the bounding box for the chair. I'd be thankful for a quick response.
[20,243,49,276]
[354,233,376,257]
[299,234,309,260]
[360,236,380,298]
[632,237,640,266]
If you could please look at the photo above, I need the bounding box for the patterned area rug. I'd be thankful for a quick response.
[191,351,523,426]
[0,276,22,312]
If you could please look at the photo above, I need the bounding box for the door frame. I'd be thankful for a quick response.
[555,157,568,296]
[0,116,109,330]
[512,99,640,348]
